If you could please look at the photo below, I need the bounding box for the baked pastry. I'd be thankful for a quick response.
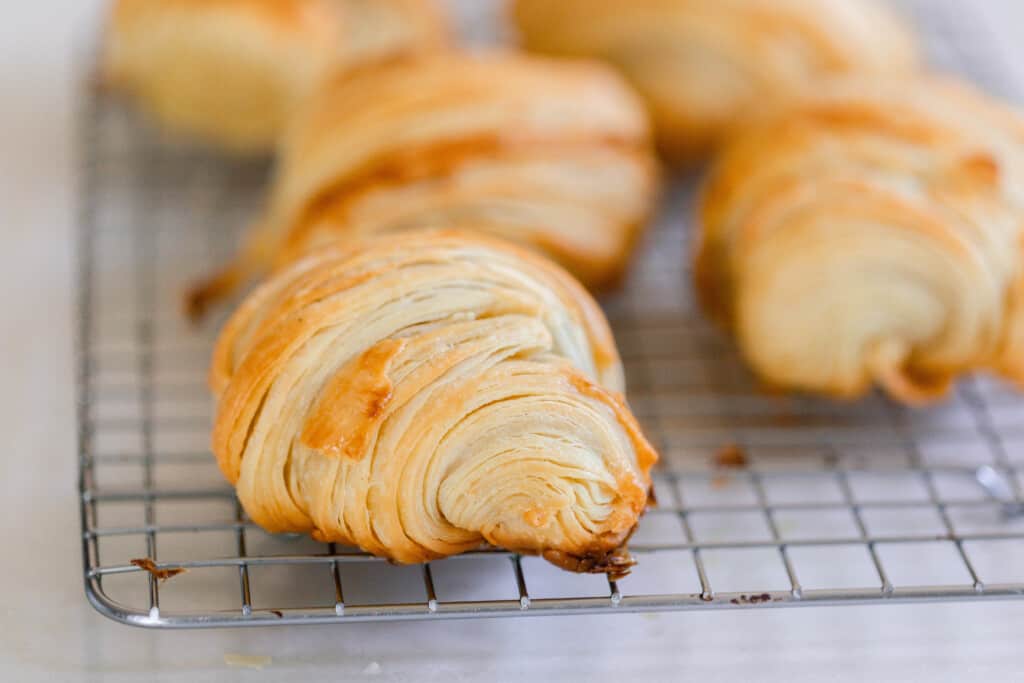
[186,51,658,316]
[209,230,658,573]
[695,76,1024,403]
[102,0,449,152]
[512,0,919,162]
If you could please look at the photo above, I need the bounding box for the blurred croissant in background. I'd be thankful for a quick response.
[512,0,919,163]
[695,76,1024,403]
[186,51,659,316]
[210,231,657,572]
[102,0,449,152]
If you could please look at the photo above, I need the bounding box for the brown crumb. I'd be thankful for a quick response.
[130,558,187,582]
[730,593,773,605]
[224,653,272,670]
[713,444,748,470]
[710,474,732,490]
[270,610,283,618]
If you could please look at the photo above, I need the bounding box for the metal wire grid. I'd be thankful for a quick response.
[78,0,1024,628]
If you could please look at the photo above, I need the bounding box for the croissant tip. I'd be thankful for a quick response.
[182,265,244,324]
[89,67,111,94]
[646,484,658,508]
[182,287,210,325]
[542,546,638,579]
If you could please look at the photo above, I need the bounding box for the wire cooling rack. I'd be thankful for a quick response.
[77,0,1024,628]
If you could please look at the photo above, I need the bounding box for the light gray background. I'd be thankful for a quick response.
[4,1,1024,680]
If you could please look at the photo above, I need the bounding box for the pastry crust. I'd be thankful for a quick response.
[695,76,1024,403]
[209,230,658,570]
[187,51,659,315]
[512,0,918,163]
[102,0,449,152]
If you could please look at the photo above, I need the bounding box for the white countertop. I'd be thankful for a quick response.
[4,1,1024,680]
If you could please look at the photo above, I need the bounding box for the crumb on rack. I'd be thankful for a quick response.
[713,444,748,469]
[710,474,731,490]
[130,558,187,581]
[710,444,748,488]
[729,593,777,605]
[224,653,272,670]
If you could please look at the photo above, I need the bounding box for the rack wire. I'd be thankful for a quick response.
[78,0,1024,628]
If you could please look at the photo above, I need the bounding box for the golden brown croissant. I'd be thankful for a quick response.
[209,230,658,572]
[186,51,659,316]
[695,76,1024,403]
[102,0,449,152]
[512,0,919,162]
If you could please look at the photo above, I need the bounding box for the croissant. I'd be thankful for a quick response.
[102,0,449,152]
[185,51,659,316]
[209,231,658,573]
[695,76,1024,403]
[511,0,919,162]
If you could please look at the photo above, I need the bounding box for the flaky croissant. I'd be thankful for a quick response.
[209,231,657,572]
[102,0,449,152]
[695,76,1024,403]
[512,0,919,163]
[186,51,658,316]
